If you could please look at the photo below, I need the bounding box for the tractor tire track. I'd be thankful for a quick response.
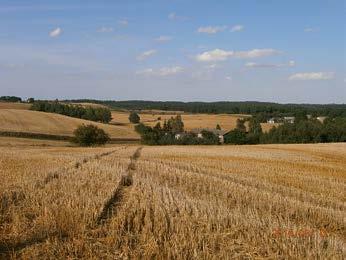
[38,147,126,188]
[96,147,142,225]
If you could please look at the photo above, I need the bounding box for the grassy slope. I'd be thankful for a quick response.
[0,109,139,139]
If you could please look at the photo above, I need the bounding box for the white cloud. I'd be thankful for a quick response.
[136,66,184,76]
[155,35,172,42]
[196,49,234,62]
[168,12,188,21]
[196,48,281,62]
[304,27,319,32]
[245,60,295,68]
[206,64,217,69]
[230,25,244,32]
[197,26,227,34]
[168,12,176,20]
[234,49,281,58]
[118,19,128,26]
[49,27,62,38]
[97,27,114,33]
[136,49,157,61]
[289,72,335,80]
[225,76,232,81]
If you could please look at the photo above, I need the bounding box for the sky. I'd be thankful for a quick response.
[0,0,345,103]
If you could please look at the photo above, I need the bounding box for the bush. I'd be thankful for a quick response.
[72,124,110,146]
[129,112,140,124]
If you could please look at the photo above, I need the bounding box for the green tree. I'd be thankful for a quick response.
[129,112,140,124]
[248,118,262,135]
[236,119,246,132]
[167,115,184,133]
[200,130,220,145]
[224,129,248,144]
[72,124,110,146]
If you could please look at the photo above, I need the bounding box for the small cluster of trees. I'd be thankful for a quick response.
[0,96,22,102]
[129,112,140,124]
[224,118,263,144]
[30,101,112,123]
[135,115,220,145]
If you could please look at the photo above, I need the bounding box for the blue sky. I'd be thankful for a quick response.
[0,0,345,103]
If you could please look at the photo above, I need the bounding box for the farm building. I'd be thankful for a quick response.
[267,118,276,124]
[283,117,295,123]
[190,128,228,144]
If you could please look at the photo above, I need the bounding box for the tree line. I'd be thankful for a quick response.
[30,101,112,123]
[225,116,346,144]
[66,99,346,118]
[0,96,22,102]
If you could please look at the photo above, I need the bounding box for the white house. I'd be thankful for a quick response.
[267,118,276,124]
[317,116,327,123]
[283,116,295,124]
[190,128,228,144]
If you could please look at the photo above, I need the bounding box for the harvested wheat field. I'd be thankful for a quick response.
[111,111,277,132]
[0,102,31,110]
[0,109,139,139]
[0,143,345,259]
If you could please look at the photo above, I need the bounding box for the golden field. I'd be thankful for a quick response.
[0,109,139,139]
[0,141,345,259]
[0,102,30,110]
[111,111,277,132]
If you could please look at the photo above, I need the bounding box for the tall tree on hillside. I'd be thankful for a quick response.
[236,119,246,132]
[129,112,140,124]
[248,118,263,135]
[167,115,184,134]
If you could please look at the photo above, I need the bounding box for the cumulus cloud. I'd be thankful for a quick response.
[155,35,172,42]
[49,27,62,38]
[118,19,128,26]
[197,26,227,34]
[245,60,295,68]
[196,49,234,62]
[196,48,281,62]
[136,66,184,76]
[289,72,335,80]
[97,27,114,33]
[230,25,244,32]
[137,49,157,61]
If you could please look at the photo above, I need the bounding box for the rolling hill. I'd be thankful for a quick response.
[0,102,31,110]
[0,109,139,139]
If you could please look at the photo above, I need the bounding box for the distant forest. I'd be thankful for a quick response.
[65,100,346,119]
